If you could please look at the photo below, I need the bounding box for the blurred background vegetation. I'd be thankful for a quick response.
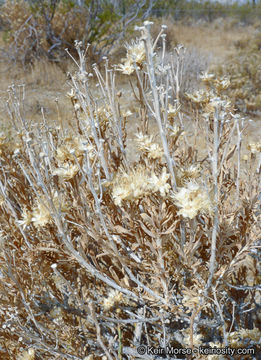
[0,0,261,65]
[0,0,260,119]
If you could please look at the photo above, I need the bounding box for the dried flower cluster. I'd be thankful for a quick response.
[111,165,170,205]
[135,132,164,160]
[117,39,146,75]
[172,181,213,219]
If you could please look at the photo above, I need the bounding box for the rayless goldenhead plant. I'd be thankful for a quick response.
[0,22,260,359]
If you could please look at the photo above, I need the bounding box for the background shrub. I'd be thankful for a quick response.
[0,0,156,65]
[215,30,261,115]
[1,0,261,67]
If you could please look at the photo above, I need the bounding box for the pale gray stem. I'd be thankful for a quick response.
[206,105,220,291]
[142,24,177,191]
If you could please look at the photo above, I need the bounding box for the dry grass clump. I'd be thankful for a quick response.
[0,23,260,359]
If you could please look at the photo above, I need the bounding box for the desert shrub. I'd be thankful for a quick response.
[0,0,156,65]
[215,30,261,115]
[232,1,261,25]
[152,0,261,24]
[0,0,45,64]
[0,23,260,359]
